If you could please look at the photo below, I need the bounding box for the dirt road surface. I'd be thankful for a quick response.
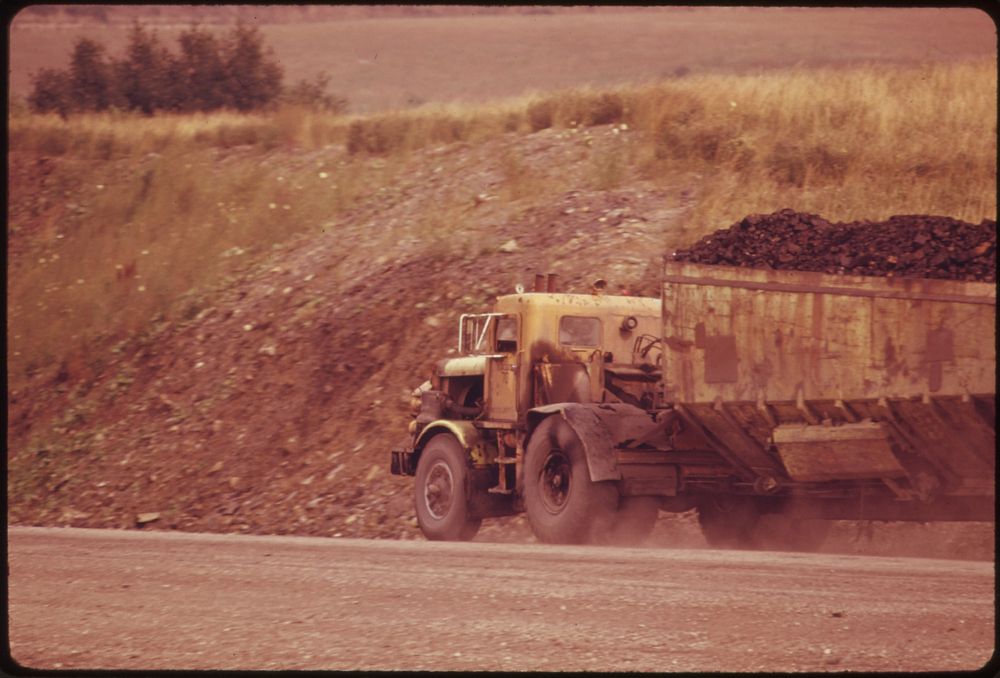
[7,527,995,672]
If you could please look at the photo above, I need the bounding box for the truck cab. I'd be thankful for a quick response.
[390,287,667,543]
[454,291,662,421]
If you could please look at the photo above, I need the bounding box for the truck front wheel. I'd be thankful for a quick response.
[414,434,482,541]
[524,417,618,544]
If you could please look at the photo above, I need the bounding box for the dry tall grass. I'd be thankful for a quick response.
[8,59,995,389]
[621,60,997,246]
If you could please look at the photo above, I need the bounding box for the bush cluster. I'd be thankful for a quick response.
[28,22,345,116]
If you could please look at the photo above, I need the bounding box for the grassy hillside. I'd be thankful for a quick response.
[7,58,996,557]
[9,59,996,394]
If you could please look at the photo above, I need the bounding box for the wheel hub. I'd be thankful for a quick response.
[424,461,454,520]
[539,449,571,514]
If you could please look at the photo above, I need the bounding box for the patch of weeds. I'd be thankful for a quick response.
[35,127,72,155]
[346,116,410,155]
[805,144,851,183]
[765,142,808,187]
[527,99,555,132]
[215,123,262,149]
[580,91,625,126]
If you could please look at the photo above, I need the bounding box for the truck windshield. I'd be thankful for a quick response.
[559,316,600,347]
[459,313,516,355]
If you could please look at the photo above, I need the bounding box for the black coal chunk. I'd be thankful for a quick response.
[672,210,996,282]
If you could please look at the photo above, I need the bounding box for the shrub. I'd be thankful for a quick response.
[283,71,348,113]
[114,22,172,115]
[584,92,624,126]
[69,38,113,112]
[223,22,283,112]
[173,24,229,112]
[503,111,522,132]
[27,20,295,116]
[527,99,554,131]
[27,68,72,117]
[428,114,467,144]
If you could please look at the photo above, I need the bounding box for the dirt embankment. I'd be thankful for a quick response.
[7,127,994,560]
[7,126,678,541]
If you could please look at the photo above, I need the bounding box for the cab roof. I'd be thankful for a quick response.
[494,292,660,316]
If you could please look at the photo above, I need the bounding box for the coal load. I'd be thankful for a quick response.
[672,209,996,282]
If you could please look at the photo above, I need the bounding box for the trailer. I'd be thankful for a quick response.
[390,262,995,548]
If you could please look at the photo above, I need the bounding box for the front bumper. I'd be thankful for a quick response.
[390,448,417,476]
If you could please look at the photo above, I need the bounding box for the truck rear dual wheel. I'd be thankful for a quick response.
[524,417,660,546]
[414,434,482,541]
[524,417,619,544]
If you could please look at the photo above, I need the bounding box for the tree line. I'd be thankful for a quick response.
[28,22,346,117]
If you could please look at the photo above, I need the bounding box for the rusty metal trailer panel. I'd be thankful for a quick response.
[660,260,996,495]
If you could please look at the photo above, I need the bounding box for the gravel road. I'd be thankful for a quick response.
[7,527,994,672]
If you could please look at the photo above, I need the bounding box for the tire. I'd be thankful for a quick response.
[599,496,660,547]
[414,434,482,541]
[696,496,761,549]
[524,416,618,544]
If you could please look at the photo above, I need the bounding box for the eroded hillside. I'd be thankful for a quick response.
[8,57,996,558]
[7,125,682,538]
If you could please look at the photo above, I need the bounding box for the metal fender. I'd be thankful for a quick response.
[526,403,655,482]
[415,419,484,462]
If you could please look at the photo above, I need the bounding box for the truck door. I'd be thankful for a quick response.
[485,314,519,421]
[562,315,604,403]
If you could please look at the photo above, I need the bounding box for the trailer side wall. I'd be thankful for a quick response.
[660,261,996,491]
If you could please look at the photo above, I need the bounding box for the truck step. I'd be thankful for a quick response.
[488,485,514,495]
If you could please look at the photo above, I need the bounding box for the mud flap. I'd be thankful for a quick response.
[527,403,657,482]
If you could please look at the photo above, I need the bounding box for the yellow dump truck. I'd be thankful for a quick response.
[391,264,995,548]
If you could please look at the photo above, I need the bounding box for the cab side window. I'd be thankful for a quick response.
[559,316,600,347]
